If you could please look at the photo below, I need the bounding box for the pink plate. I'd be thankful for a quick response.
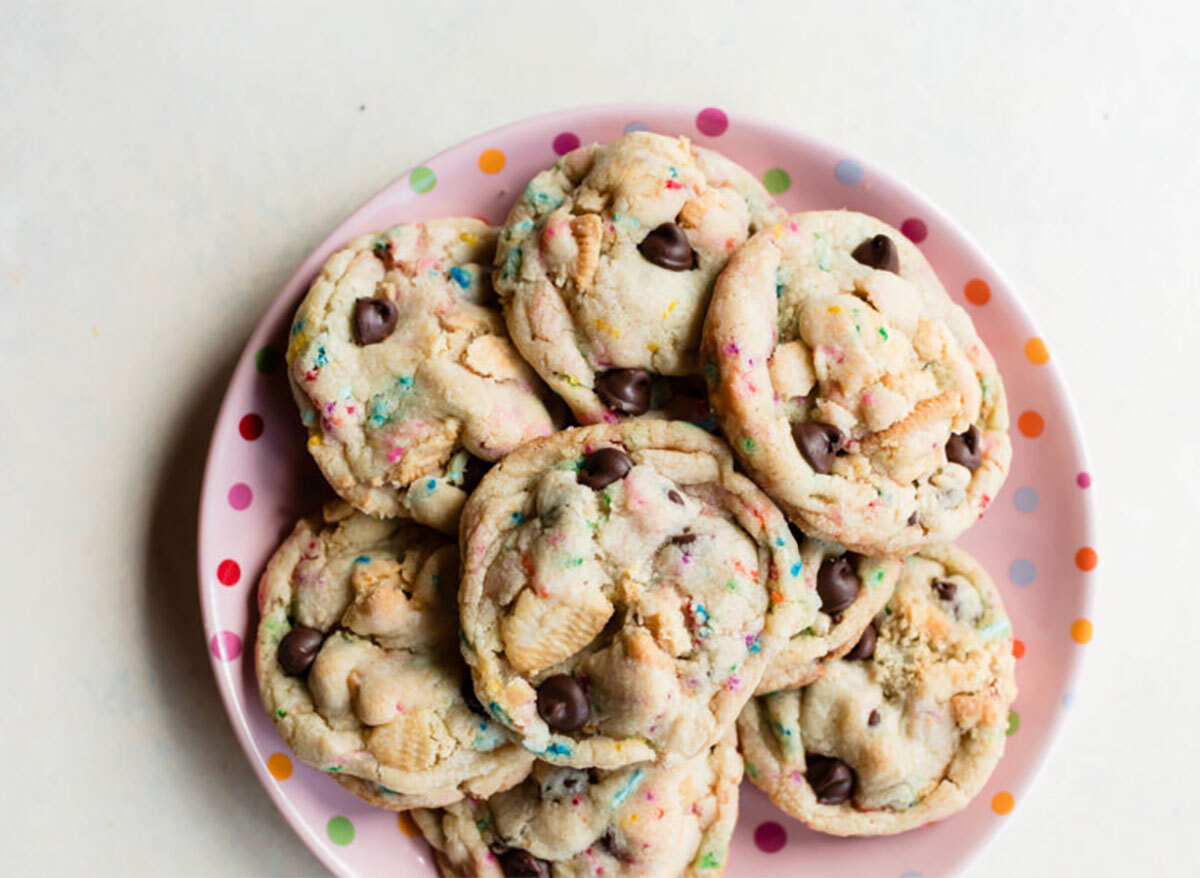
[198,104,1096,876]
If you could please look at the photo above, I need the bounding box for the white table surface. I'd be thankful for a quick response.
[2,1,1195,874]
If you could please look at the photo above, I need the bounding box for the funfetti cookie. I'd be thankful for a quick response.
[494,131,783,426]
[458,420,817,769]
[256,501,533,809]
[412,730,742,878]
[287,218,559,533]
[703,210,1011,556]
[738,543,1017,836]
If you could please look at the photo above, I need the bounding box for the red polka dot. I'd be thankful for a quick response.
[1017,410,1045,438]
[228,482,253,510]
[695,107,729,137]
[753,820,787,853]
[209,630,242,661]
[552,132,580,155]
[216,559,241,586]
[900,218,928,243]
[239,413,264,441]
[964,278,991,306]
[1076,471,1091,488]
[1012,639,1026,659]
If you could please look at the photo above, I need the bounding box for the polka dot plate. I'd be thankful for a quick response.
[198,105,1096,876]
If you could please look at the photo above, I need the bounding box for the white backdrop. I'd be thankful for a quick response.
[2,2,1196,875]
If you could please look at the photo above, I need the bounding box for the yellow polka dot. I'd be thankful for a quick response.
[1024,337,1050,365]
[991,791,1015,814]
[1071,618,1093,644]
[397,812,420,837]
[478,149,506,174]
[267,752,293,781]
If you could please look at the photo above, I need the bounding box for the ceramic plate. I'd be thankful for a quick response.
[198,104,1096,876]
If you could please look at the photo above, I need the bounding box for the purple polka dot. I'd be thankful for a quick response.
[552,132,580,155]
[227,482,253,510]
[1076,471,1091,488]
[900,218,928,243]
[1062,691,1075,709]
[903,872,925,878]
[1009,558,1037,587]
[624,121,648,134]
[695,107,728,137]
[834,158,863,185]
[1013,486,1039,513]
[209,630,243,661]
[753,820,786,853]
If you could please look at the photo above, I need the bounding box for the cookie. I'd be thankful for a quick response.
[737,543,1017,836]
[412,730,742,877]
[495,132,782,425]
[458,420,816,768]
[255,501,534,808]
[703,210,1011,556]
[287,218,558,532]
[756,538,900,694]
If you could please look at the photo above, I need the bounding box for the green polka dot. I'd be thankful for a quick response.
[327,815,355,846]
[763,168,790,194]
[1006,708,1020,736]
[409,166,437,194]
[254,345,281,374]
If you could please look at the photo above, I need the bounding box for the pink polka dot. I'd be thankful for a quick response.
[900,218,928,243]
[209,630,242,661]
[695,107,729,137]
[216,559,241,586]
[1076,471,1091,488]
[239,413,263,441]
[227,482,253,510]
[753,820,787,853]
[552,132,580,155]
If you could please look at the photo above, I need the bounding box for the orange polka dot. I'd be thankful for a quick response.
[397,812,420,837]
[1012,639,1025,659]
[991,791,1015,815]
[1017,410,1045,438]
[1075,546,1098,571]
[964,278,991,306]
[267,752,293,781]
[478,149,506,174]
[1071,618,1093,644]
[1024,337,1050,365]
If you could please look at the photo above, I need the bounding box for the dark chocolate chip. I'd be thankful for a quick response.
[595,368,653,415]
[805,754,856,804]
[667,489,684,505]
[817,555,860,616]
[353,297,398,345]
[536,674,590,732]
[945,425,983,471]
[278,626,324,676]
[907,511,919,527]
[670,532,698,546]
[497,848,550,878]
[844,623,877,661]
[460,676,486,716]
[637,222,694,270]
[578,447,632,490]
[932,580,957,602]
[851,234,899,273]
[868,709,881,727]
[373,239,396,271]
[791,422,846,474]
[461,455,492,493]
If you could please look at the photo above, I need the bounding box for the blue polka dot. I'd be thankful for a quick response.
[1008,558,1037,587]
[835,158,864,185]
[1062,692,1075,710]
[1013,486,1039,513]
[624,121,649,133]
[902,872,925,878]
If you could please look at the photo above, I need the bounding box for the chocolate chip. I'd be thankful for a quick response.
[670,532,697,546]
[353,297,398,345]
[595,368,653,415]
[637,222,694,270]
[372,240,396,271]
[497,848,550,877]
[868,709,881,727]
[907,511,919,527]
[578,447,632,490]
[460,676,486,716]
[667,489,684,505]
[278,627,324,676]
[791,422,846,474]
[932,580,957,602]
[817,555,860,616]
[851,234,899,273]
[805,755,856,804]
[945,425,983,471]
[536,674,590,731]
[843,623,876,661]
[461,455,491,492]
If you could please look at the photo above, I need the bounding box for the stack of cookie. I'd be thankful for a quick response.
[255,131,1017,875]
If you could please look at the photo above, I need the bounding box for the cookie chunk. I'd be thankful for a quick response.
[287,218,558,531]
[495,132,782,425]
[255,501,533,808]
[737,543,1017,836]
[412,730,741,877]
[756,537,900,693]
[458,421,816,768]
[703,211,1010,555]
